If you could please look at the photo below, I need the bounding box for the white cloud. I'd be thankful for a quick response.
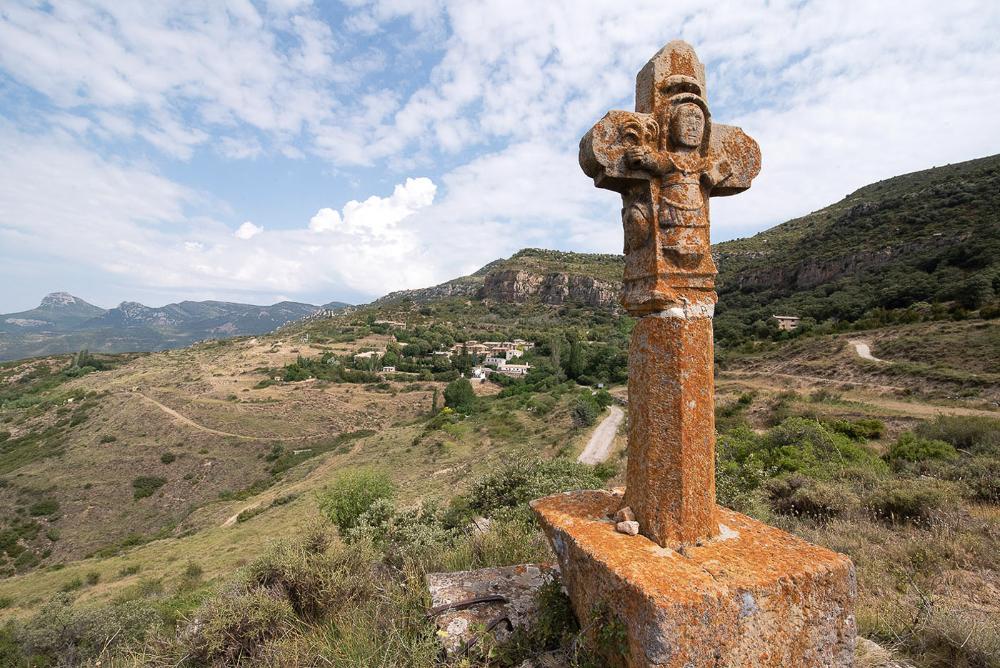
[0,125,443,304]
[309,208,342,233]
[234,221,264,240]
[2,1,1000,309]
[0,1,341,158]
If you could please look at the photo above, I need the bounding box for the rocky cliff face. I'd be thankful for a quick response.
[718,232,972,292]
[480,269,619,309]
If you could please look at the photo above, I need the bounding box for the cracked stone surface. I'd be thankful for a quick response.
[426,563,558,656]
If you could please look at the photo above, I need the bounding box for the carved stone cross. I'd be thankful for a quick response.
[580,41,761,546]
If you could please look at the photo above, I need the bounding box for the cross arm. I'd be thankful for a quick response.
[579,110,658,194]
[707,124,762,196]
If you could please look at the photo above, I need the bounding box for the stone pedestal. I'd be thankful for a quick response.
[625,311,717,546]
[531,490,857,668]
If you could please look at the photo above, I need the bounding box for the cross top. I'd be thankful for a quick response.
[580,40,760,316]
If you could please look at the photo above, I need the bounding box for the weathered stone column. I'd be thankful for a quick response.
[532,40,857,667]
[626,308,717,545]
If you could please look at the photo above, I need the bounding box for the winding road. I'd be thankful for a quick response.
[578,405,625,465]
[134,392,320,442]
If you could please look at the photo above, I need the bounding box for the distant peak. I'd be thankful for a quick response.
[41,292,79,306]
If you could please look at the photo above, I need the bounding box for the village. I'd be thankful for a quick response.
[354,325,536,379]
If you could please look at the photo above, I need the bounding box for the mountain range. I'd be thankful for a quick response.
[3,153,997,362]
[0,294,349,360]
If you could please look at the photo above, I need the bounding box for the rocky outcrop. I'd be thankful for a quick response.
[718,232,972,292]
[480,270,619,309]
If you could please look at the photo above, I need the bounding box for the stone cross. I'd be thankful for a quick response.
[579,40,761,547]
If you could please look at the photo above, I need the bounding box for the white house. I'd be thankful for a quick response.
[497,363,532,377]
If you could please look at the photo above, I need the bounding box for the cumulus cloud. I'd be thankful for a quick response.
[2,1,1000,309]
[234,221,264,240]
[0,125,443,305]
[309,208,342,233]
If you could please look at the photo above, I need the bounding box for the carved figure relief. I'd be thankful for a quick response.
[578,41,761,315]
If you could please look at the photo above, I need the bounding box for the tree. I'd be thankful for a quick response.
[444,378,477,414]
[564,332,585,380]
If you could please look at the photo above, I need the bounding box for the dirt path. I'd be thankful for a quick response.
[720,373,1000,419]
[578,405,625,465]
[849,339,886,363]
[134,392,321,442]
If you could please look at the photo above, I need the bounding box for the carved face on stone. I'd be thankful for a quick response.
[670,103,705,149]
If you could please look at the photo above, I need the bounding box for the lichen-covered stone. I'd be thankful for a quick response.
[426,564,558,656]
[532,490,857,668]
[625,313,717,546]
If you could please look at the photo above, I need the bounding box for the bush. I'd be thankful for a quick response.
[721,418,885,479]
[132,476,166,499]
[887,432,957,464]
[865,479,957,524]
[347,499,455,564]
[15,593,158,666]
[825,418,885,441]
[468,457,604,522]
[937,455,1000,503]
[317,469,395,534]
[99,435,117,443]
[443,378,477,413]
[28,499,59,516]
[766,474,859,518]
[915,415,1000,454]
[160,452,176,464]
[182,531,376,665]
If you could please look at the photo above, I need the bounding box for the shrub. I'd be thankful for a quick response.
[887,432,957,464]
[28,499,59,516]
[766,474,859,518]
[443,378,477,413]
[571,395,599,427]
[16,593,158,665]
[85,571,99,586]
[181,532,375,665]
[468,457,604,522]
[132,476,166,499]
[937,455,1000,503]
[160,452,176,464]
[317,469,395,534]
[183,587,297,665]
[915,415,1000,454]
[99,435,117,443]
[721,418,885,479]
[825,418,885,441]
[347,499,455,564]
[865,479,957,524]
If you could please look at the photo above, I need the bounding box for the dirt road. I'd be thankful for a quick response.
[578,405,625,465]
[849,339,886,363]
[135,392,320,441]
[720,373,1000,419]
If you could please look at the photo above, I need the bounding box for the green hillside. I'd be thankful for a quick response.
[714,154,1000,344]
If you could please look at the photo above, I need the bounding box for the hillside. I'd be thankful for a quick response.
[0,156,998,666]
[714,154,1000,343]
[0,294,350,361]
[376,248,623,310]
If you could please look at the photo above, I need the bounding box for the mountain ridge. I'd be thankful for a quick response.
[0,294,350,360]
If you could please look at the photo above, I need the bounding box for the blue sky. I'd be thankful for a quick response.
[1,0,999,312]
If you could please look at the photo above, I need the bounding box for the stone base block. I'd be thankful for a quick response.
[531,490,856,667]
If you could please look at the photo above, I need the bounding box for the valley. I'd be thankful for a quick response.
[0,154,997,666]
